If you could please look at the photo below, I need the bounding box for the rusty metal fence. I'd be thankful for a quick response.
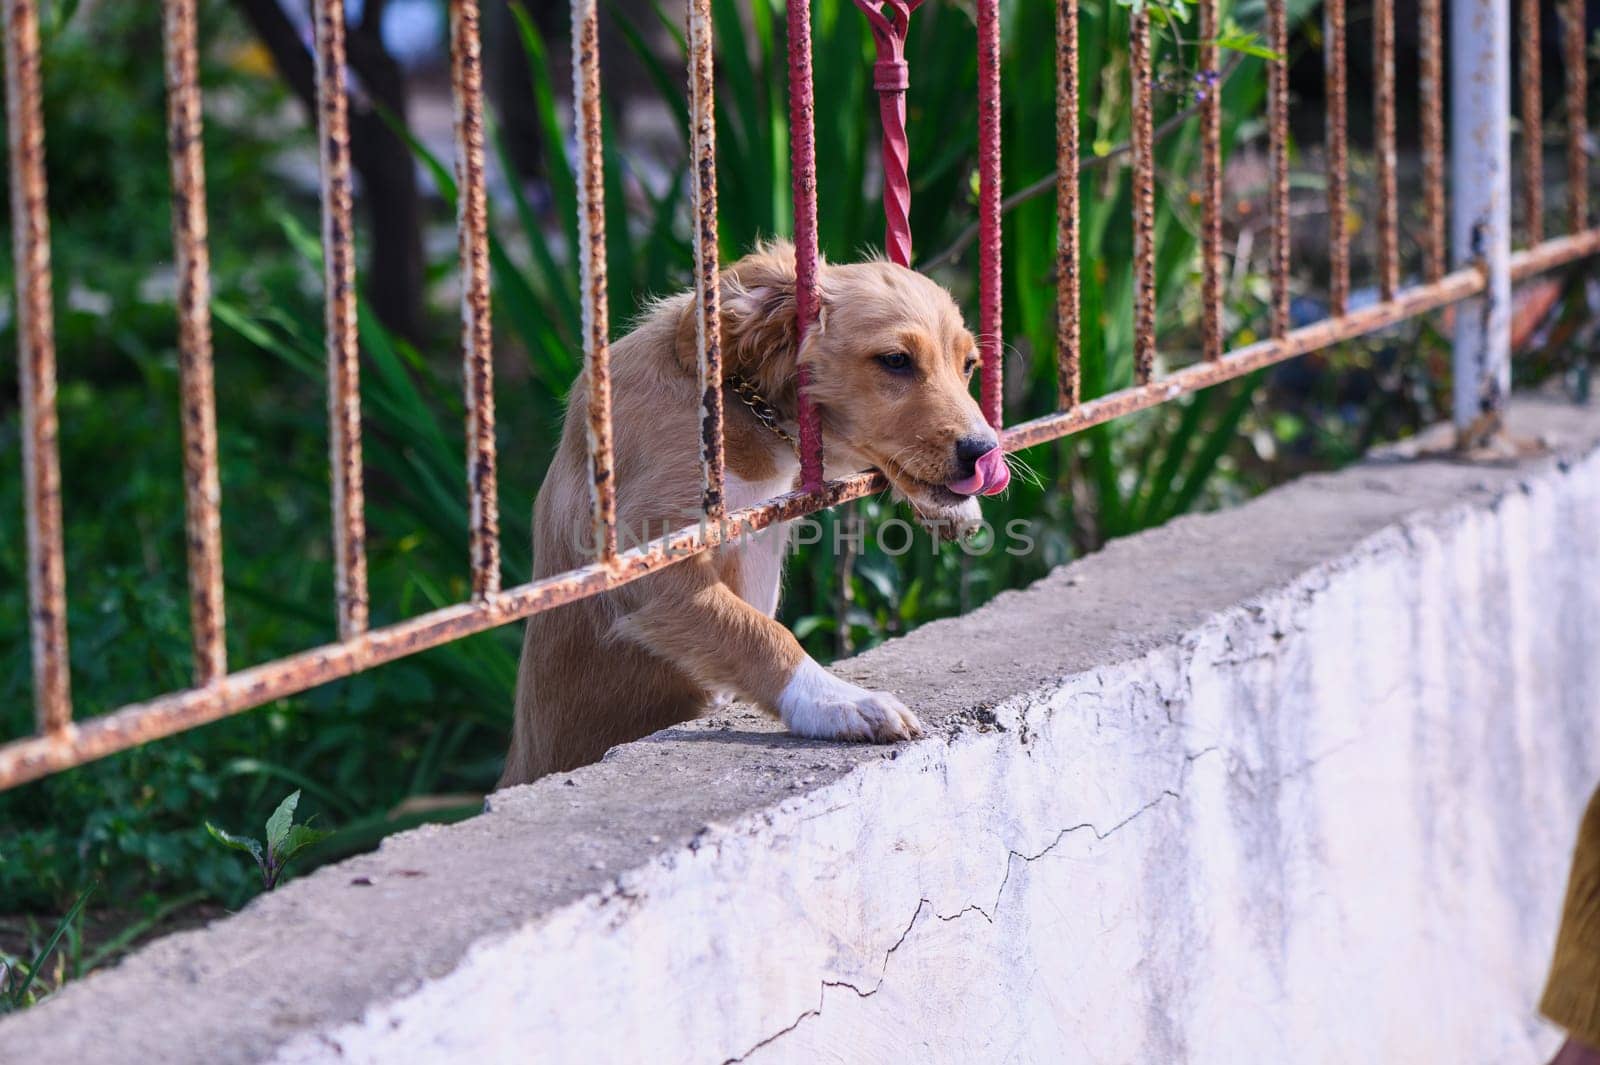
[1,0,1596,789]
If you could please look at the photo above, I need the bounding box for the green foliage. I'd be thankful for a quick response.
[206,790,331,891]
[3,1,303,377]
[0,2,500,918]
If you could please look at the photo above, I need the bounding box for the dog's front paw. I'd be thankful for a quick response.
[777,659,923,743]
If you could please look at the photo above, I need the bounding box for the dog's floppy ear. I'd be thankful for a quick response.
[675,239,821,405]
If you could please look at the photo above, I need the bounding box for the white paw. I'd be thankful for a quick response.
[776,658,924,743]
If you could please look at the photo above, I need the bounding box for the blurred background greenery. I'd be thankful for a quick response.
[0,0,1592,991]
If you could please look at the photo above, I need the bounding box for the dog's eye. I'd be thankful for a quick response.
[963,354,979,378]
[876,351,913,373]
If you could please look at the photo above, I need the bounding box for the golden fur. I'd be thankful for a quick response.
[501,241,998,785]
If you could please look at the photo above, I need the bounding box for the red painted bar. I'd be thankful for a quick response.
[976,0,1003,427]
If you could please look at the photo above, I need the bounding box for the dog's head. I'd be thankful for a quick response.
[700,240,1009,537]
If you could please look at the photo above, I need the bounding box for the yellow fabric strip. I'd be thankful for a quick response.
[1544,786,1600,1048]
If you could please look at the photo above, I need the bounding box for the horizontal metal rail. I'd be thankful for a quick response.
[4,230,1596,788]
[2,0,1593,790]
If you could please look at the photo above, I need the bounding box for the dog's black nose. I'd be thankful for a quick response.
[954,433,999,475]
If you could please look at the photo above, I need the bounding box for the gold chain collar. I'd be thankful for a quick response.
[726,374,797,448]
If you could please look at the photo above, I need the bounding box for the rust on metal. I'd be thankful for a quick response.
[1325,0,1349,313]
[1004,267,1487,452]
[572,0,618,561]
[9,223,1600,790]
[786,0,826,490]
[977,0,1004,425]
[5,0,72,733]
[15,0,1600,793]
[1198,0,1224,360]
[0,467,883,789]
[1509,226,1600,278]
[1130,7,1157,383]
[1420,0,1446,280]
[163,0,227,686]
[450,0,501,598]
[1374,0,1399,300]
[688,0,725,519]
[1521,0,1544,245]
[1564,0,1588,231]
[1056,0,1081,408]
[311,0,369,638]
[1268,0,1291,337]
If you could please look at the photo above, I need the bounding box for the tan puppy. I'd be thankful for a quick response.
[500,241,1010,785]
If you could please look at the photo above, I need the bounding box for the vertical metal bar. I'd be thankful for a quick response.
[977,0,1004,426]
[1198,0,1224,360]
[162,0,227,685]
[688,0,724,518]
[853,0,917,268]
[1374,0,1399,299]
[1421,0,1447,280]
[311,0,369,638]
[1130,7,1157,384]
[786,0,825,491]
[1520,0,1544,245]
[1056,0,1081,408]
[1268,0,1291,336]
[572,0,618,559]
[450,0,500,597]
[4,0,71,732]
[1563,0,1588,231]
[1325,0,1350,313]
[1451,0,1512,443]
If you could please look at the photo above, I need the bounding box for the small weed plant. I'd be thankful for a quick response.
[205,791,331,891]
[0,884,95,1015]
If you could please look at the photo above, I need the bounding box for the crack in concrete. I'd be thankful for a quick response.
[720,748,1223,1063]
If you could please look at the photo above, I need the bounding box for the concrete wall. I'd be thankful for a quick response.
[4,395,1597,1064]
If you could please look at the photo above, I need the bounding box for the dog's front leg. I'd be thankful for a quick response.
[618,566,922,743]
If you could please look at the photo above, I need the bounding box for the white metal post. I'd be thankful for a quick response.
[1450,0,1512,445]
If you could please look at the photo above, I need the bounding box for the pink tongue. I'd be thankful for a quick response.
[945,468,985,496]
[946,447,1011,497]
[976,447,1010,495]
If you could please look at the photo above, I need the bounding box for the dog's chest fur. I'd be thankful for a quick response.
[723,470,793,617]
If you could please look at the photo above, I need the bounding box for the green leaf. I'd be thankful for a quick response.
[1216,26,1283,61]
[897,578,925,623]
[610,5,690,146]
[508,2,580,262]
[264,790,301,854]
[1161,372,1264,523]
[275,822,334,866]
[854,558,899,606]
[205,823,264,865]
[791,614,832,640]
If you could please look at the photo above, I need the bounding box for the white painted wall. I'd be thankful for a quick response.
[274,415,1597,1064]
[5,397,1595,1065]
